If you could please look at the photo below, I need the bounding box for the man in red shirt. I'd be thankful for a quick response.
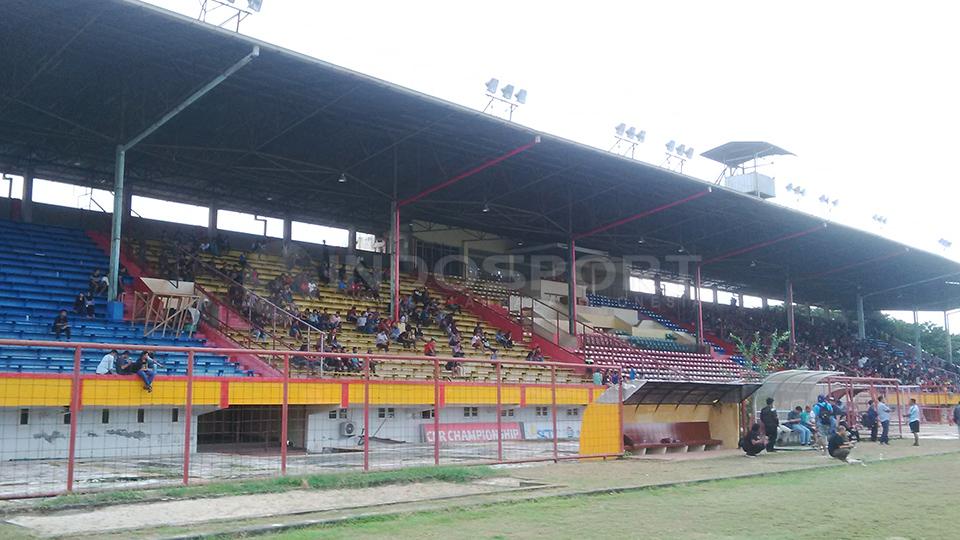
[424,338,437,357]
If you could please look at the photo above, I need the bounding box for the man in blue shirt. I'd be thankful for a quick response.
[877,395,893,445]
[812,395,834,451]
[907,398,921,446]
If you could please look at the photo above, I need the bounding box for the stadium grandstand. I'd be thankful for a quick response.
[0,0,957,505]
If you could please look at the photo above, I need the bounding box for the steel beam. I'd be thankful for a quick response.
[701,224,825,267]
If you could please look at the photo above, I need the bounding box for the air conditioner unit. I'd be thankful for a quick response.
[339,421,357,437]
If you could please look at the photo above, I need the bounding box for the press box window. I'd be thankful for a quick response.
[500,409,515,417]
[463,407,478,418]
[536,406,549,417]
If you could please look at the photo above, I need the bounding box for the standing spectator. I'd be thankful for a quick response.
[907,398,921,446]
[84,295,96,318]
[96,350,120,375]
[813,395,834,450]
[864,400,879,442]
[73,293,86,316]
[741,423,766,457]
[760,397,780,452]
[785,406,812,446]
[877,395,892,445]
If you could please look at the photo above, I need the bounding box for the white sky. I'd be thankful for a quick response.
[10,0,960,327]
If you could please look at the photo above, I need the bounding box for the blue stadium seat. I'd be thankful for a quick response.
[0,220,246,376]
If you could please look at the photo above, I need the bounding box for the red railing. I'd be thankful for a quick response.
[0,338,621,499]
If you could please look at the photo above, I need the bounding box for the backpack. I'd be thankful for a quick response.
[817,403,832,425]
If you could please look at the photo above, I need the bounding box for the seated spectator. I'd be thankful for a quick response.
[525,346,544,362]
[741,423,767,457]
[289,324,302,341]
[355,311,368,332]
[495,330,514,349]
[375,331,390,352]
[473,322,483,337]
[445,359,464,377]
[828,424,855,462]
[84,295,96,318]
[346,348,361,372]
[73,293,86,316]
[52,310,71,340]
[445,296,462,314]
[389,324,401,342]
[413,325,425,343]
[346,306,358,324]
[592,370,602,385]
[365,348,378,374]
[291,344,310,370]
[96,350,120,375]
[398,331,415,350]
[122,351,163,393]
[88,269,105,296]
[451,340,465,358]
[424,338,437,357]
[785,406,812,446]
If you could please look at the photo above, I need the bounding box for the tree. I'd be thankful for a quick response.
[730,330,791,376]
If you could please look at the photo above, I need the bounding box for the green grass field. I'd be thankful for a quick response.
[255,453,959,540]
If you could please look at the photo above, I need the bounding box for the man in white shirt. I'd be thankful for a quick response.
[95,350,119,375]
[907,398,921,446]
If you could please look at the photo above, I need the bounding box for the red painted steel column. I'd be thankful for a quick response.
[695,265,704,347]
[618,368,625,455]
[65,346,82,493]
[281,353,289,475]
[496,362,503,462]
[363,356,371,471]
[895,384,904,439]
[433,359,441,466]
[551,366,559,463]
[182,350,195,485]
[569,239,578,336]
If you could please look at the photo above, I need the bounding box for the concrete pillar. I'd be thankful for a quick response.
[462,241,470,279]
[20,169,34,223]
[208,205,218,239]
[856,294,866,340]
[737,293,745,308]
[786,279,796,354]
[913,309,922,356]
[282,218,292,243]
[945,311,953,364]
[590,263,597,295]
[347,226,357,257]
[568,239,578,335]
[654,275,662,297]
[762,297,769,309]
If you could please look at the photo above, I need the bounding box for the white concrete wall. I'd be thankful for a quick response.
[0,406,215,460]
[304,406,584,453]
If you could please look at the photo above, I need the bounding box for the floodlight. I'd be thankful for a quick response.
[677,245,686,253]
[482,204,490,213]
[338,173,347,183]
[515,89,527,104]
[500,84,515,100]
[939,238,952,248]
[637,130,646,143]
[485,78,499,94]
[615,123,627,137]
[676,144,687,157]
[665,140,676,153]
[625,127,637,139]
[796,187,806,196]
[685,147,694,159]
[247,0,263,11]
[819,195,829,203]
[785,183,794,192]
[637,237,645,244]
[750,260,757,268]
[831,199,839,207]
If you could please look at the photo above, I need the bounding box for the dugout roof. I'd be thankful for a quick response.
[1,0,959,311]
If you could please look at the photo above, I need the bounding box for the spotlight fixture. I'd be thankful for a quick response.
[939,238,952,249]
[615,123,627,137]
[482,203,490,213]
[665,140,676,153]
[338,173,347,183]
[819,194,830,204]
[482,78,527,121]
[611,123,646,158]
[677,245,686,253]
[749,260,757,268]
[785,183,794,191]
[637,237,645,244]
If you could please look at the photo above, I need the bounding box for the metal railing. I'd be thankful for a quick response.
[0,338,618,499]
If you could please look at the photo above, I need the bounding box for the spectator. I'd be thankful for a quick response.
[52,310,71,340]
[785,406,812,446]
[424,338,437,357]
[445,359,464,377]
[907,398,921,446]
[495,330,514,349]
[525,346,544,362]
[741,423,766,457]
[813,395,834,450]
[291,343,310,371]
[451,340,465,358]
[375,331,389,352]
[84,295,96,318]
[864,400,879,442]
[877,395,893,445]
[96,350,120,375]
[592,370,602,385]
[73,293,86,316]
[828,424,855,462]
[760,397,780,452]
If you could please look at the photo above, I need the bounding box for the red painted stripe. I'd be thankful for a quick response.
[219,381,229,408]
[340,383,350,408]
[438,383,446,408]
[520,386,527,408]
[76,379,84,412]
